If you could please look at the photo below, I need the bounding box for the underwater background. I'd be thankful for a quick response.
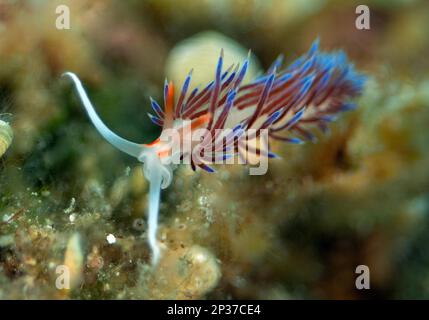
[0,0,428,299]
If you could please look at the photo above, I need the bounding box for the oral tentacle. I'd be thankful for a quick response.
[63,72,145,158]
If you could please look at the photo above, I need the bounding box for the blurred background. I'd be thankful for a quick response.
[0,0,428,299]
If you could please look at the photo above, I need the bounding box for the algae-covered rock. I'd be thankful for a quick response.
[137,245,221,299]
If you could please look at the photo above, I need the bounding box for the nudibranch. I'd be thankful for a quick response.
[63,39,366,265]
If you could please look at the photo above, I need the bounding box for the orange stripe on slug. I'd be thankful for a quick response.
[157,149,170,158]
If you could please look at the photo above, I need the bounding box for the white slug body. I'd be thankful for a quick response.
[63,72,171,266]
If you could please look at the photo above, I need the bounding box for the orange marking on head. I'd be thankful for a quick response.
[164,81,175,128]
[190,113,211,130]
[146,137,161,147]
